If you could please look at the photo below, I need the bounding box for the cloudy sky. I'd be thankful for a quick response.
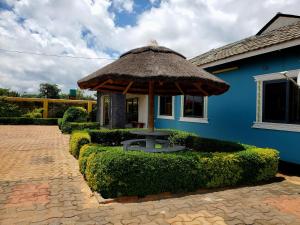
[0,0,300,94]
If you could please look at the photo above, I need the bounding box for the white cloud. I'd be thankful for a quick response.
[0,0,300,93]
[112,0,134,12]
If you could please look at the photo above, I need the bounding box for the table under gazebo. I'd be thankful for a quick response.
[78,44,229,152]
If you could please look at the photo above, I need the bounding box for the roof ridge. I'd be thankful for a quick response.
[190,20,300,66]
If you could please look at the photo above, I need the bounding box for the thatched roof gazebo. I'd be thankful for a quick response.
[78,45,229,134]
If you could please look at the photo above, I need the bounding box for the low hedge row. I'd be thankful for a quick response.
[61,122,100,134]
[78,144,279,198]
[69,131,91,158]
[0,117,58,125]
[88,129,249,152]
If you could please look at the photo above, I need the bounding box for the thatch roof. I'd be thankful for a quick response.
[78,45,229,96]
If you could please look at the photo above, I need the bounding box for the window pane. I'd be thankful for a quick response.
[288,79,300,124]
[160,96,172,116]
[263,81,287,122]
[193,96,204,117]
[183,95,204,118]
[126,98,138,122]
[183,96,193,117]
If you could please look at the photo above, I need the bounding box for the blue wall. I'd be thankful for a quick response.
[155,48,300,164]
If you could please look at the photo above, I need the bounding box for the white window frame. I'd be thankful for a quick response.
[157,96,175,120]
[253,69,300,132]
[179,96,208,123]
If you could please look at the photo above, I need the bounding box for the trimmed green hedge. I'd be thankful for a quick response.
[0,117,58,125]
[81,145,279,198]
[79,145,120,175]
[89,129,141,146]
[88,129,248,152]
[69,131,91,158]
[59,107,90,133]
[61,122,100,134]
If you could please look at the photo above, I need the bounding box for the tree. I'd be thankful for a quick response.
[39,83,61,99]
[0,88,19,97]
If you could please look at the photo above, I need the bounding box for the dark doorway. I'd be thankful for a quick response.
[126,98,139,123]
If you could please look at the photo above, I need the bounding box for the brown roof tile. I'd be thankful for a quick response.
[190,21,300,67]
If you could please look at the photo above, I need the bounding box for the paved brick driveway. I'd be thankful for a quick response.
[0,125,299,225]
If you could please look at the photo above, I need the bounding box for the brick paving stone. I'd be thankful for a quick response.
[0,125,300,225]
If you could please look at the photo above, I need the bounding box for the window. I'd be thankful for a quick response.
[183,95,204,118]
[263,79,300,124]
[158,96,174,119]
[180,96,208,123]
[126,98,138,123]
[253,69,300,132]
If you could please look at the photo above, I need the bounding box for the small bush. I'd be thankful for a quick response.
[187,136,247,152]
[195,152,242,188]
[0,117,57,125]
[85,149,200,198]
[82,145,279,198]
[78,145,120,175]
[62,107,88,123]
[237,148,279,183]
[89,129,140,146]
[69,131,91,158]
[23,108,43,118]
[59,107,88,133]
[88,129,247,152]
[61,122,100,134]
[0,99,22,117]
[58,118,63,129]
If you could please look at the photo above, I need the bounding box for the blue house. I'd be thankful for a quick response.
[155,13,300,164]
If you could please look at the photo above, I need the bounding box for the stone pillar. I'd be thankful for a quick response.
[110,93,126,129]
[96,91,102,123]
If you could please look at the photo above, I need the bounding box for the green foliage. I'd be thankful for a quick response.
[85,149,200,198]
[61,122,100,134]
[60,107,88,133]
[0,88,19,97]
[78,145,120,175]
[88,129,247,152]
[89,129,141,146]
[0,117,58,125]
[82,146,278,198]
[62,107,88,123]
[69,131,91,158]
[237,148,279,183]
[187,136,248,152]
[0,98,22,117]
[195,152,242,188]
[23,108,43,118]
[58,118,63,129]
[39,83,61,99]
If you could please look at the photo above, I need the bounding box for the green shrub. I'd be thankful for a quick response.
[60,107,88,133]
[23,108,43,118]
[187,136,247,152]
[78,145,120,175]
[58,118,63,129]
[196,152,242,188]
[85,149,200,198]
[82,145,278,198]
[237,148,279,183]
[0,117,57,125]
[88,129,247,152]
[69,131,91,158]
[61,122,100,134]
[62,107,88,123]
[0,99,22,117]
[89,129,141,146]
[167,129,197,146]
